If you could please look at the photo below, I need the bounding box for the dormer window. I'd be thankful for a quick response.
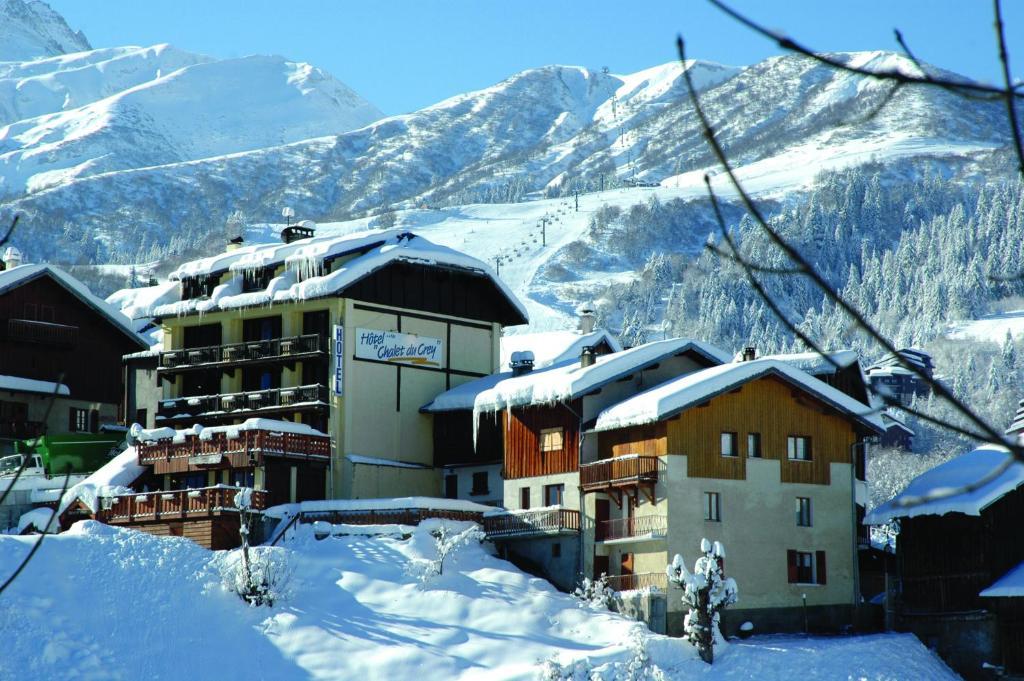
[180,274,219,300]
[241,267,275,292]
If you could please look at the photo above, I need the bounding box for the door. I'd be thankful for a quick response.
[593,554,610,581]
[620,552,634,590]
[595,499,610,541]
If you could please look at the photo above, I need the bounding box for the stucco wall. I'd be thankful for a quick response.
[504,470,581,511]
[440,463,502,506]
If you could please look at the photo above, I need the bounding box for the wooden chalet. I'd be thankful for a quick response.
[866,446,1024,679]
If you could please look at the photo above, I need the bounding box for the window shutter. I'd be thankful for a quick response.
[816,550,827,585]
[68,408,76,431]
[787,550,798,583]
[89,410,99,433]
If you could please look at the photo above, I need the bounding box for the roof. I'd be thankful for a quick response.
[868,348,933,373]
[865,445,1024,525]
[755,349,859,376]
[499,329,623,370]
[981,561,1024,598]
[587,358,885,434]
[130,229,526,325]
[1006,399,1024,435]
[0,264,147,349]
[882,410,914,435]
[0,374,70,396]
[421,337,731,413]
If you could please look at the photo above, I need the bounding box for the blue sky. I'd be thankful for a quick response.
[49,0,1024,115]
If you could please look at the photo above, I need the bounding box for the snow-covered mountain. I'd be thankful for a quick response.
[0,0,89,62]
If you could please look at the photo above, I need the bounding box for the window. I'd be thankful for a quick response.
[231,469,255,488]
[23,303,37,320]
[796,497,812,527]
[520,486,531,510]
[703,492,721,522]
[444,475,458,499]
[540,427,564,452]
[747,432,762,458]
[544,483,565,506]
[552,542,562,558]
[69,407,93,433]
[135,409,148,427]
[787,550,827,585]
[720,432,738,457]
[787,436,812,461]
[470,471,489,496]
[40,305,54,322]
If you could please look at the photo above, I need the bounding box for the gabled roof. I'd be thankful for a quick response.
[865,445,1024,525]
[0,264,147,349]
[422,337,730,413]
[499,329,622,371]
[587,358,885,434]
[142,229,527,325]
[755,349,859,376]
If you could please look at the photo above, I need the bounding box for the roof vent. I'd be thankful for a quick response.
[741,346,756,362]
[226,236,244,252]
[2,246,22,271]
[510,350,535,376]
[580,345,597,368]
[577,305,596,334]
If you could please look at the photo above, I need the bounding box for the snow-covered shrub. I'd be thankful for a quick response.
[573,574,617,611]
[666,538,738,664]
[226,487,290,606]
[405,520,484,586]
[536,626,667,680]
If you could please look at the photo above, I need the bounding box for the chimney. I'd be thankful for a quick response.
[226,236,244,252]
[741,346,757,362]
[2,246,23,271]
[282,219,316,244]
[510,350,535,376]
[580,345,597,368]
[578,305,596,334]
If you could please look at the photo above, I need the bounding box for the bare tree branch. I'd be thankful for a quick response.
[0,214,19,250]
[994,0,1024,176]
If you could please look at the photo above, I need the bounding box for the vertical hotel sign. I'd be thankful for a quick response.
[332,325,344,396]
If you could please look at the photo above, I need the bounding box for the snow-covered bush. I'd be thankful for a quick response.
[573,574,617,611]
[537,626,667,680]
[226,487,290,606]
[405,520,484,586]
[666,538,738,664]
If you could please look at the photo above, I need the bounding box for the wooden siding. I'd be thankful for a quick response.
[132,517,241,550]
[661,376,857,484]
[598,422,667,459]
[503,402,580,479]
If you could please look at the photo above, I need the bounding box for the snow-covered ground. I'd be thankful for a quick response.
[1,520,958,680]
[947,309,1024,343]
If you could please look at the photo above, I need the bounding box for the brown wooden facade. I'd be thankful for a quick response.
[502,401,582,480]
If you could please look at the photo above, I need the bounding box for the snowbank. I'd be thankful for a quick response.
[866,445,1024,524]
[57,446,145,516]
[16,507,55,533]
[590,359,884,433]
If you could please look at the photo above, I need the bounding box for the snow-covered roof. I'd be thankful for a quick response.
[0,374,69,396]
[107,281,179,324]
[346,454,430,469]
[868,348,932,373]
[422,337,730,413]
[981,561,1024,598]
[138,229,527,324]
[17,507,55,534]
[755,349,859,376]
[499,329,622,370]
[588,358,884,434]
[134,418,326,444]
[865,445,1024,525]
[0,264,147,348]
[57,446,146,516]
[1006,399,1024,436]
[263,496,497,519]
[882,410,914,435]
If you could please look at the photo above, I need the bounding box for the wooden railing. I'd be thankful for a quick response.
[580,455,660,491]
[99,486,267,523]
[7,318,78,346]
[597,514,667,542]
[156,384,328,422]
[482,508,581,539]
[138,428,330,466]
[296,507,485,526]
[160,334,326,370]
[605,572,668,592]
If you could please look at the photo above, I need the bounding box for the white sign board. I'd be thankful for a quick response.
[332,325,344,396]
[355,328,443,368]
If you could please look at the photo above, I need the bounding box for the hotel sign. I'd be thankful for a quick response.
[355,328,443,368]
[332,325,344,396]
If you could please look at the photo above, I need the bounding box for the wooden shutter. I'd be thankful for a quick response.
[787,549,798,583]
[68,408,76,431]
[89,409,99,433]
[816,551,827,585]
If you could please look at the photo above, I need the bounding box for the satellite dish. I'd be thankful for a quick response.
[281,207,295,221]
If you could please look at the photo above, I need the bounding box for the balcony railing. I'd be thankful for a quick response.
[597,514,667,542]
[482,507,581,539]
[159,334,326,372]
[580,455,660,492]
[98,486,267,524]
[7,319,78,346]
[604,572,668,593]
[156,384,328,424]
[0,420,45,439]
[138,428,330,472]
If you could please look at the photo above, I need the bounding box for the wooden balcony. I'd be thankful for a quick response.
[156,384,328,426]
[138,427,330,475]
[97,486,267,524]
[482,507,581,539]
[580,454,660,504]
[597,514,667,542]
[604,572,668,593]
[6,318,78,347]
[158,334,326,375]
